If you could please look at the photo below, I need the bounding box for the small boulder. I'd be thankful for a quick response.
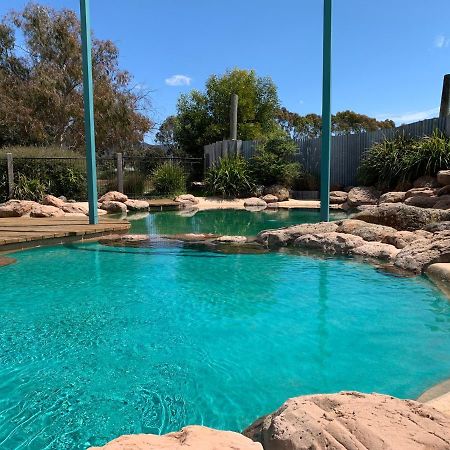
[433,195,450,210]
[347,186,380,207]
[42,194,66,208]
[437,185,450,196]
[261,194,278,203]
[98,191,128,203]
[0,200,38,217]
[61,204,88,215]
[405,187,437,199]
[413,175,439,188]
[329,191,348,204]
[124,199,149,211]
[214,235,247,244]
[336,219,397,242]
[404,195,438,208]
[437,170,450,186]
[294,232,365,255]
[379,191,406,204]
[30,204,64,218]
[263,185,289,201]
[243,392,450,450]
[100,201,127,214]
[174,194,199,205]
[244,197,267,208]
[89,426,262,450]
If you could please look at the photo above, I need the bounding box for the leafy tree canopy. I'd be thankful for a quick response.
[0,3,153,153]
[174,68,280,157]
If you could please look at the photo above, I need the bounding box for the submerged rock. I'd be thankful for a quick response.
[243,391,450,450]
[0,256,16,267]
[90,425,262,450]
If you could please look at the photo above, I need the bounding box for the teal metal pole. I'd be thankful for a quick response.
[80,0,98,224]
[320,0,332,222]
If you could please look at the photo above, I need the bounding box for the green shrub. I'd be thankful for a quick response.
[123,172,149,197]
[206,155,255,198]
[153,163,186,196]
[13,173,48,201]
[357,131,450,189]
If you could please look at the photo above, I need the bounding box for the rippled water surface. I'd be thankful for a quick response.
[1,211,450,448]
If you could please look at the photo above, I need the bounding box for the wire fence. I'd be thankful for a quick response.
[0,155,203,202]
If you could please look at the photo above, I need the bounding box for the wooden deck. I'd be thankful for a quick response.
[0,216,130,252]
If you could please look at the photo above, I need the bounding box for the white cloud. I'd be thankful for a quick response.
[165,74,192,86]
[377,107,439,125]
[435,35,450,48]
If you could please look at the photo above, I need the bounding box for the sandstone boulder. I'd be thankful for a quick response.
[42,194,66,208]
[353,203,450,231]
[329,191,348,204]
[243,391,450,450]
[336,219,396,242]
[30,204,64,218]
[244,197,267,208]
[100,201,127,214]
[124,199,149,211]
[405,187,437,199]
[433,195,450,210]
[423,221,450,233]
[214,235,247,244]
[261,194,278,203]
[437,170,450,186]
[0,200,38,217]
[350,241,400,260]
[347,186,380,207]
[378,191,406,204]
[437,185,450,196]
[413,175,439,188]
[99,191,128,203]
[394,231,450,273]
[90,426,262,450]
[404,195,438,208]
[263,185,289,201]
[382,230,431,249]
[294,232,365,255]
[257,222,339,248]
[61,203,88,215]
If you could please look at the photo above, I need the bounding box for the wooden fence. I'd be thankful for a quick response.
[204,116,450,187]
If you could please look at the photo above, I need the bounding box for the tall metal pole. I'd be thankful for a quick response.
[320,0,332,222]
[80,0,99,224]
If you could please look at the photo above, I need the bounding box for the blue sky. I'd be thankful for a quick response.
[2,0,450,139]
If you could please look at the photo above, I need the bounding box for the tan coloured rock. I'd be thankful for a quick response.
[336,219,396,242]
[99,191,128,203]
[353,203,450,231]
[405,187,437,199]
[61,203,88,215]
[244,197,267,207]
[350,241,400,260]
[413,175,439,188]
[261,194,278,203]
[433,195,450,210]
[0,200,39,217]
[347,186,380,207]
[382,230,430,249]
[0,256,16,267]
[30,204,64,218]
[404,195,438,208]
[214,235,247,244]
[294,232,365,255]
[174,194,199,205]
[243,391,450,450]
[100,201,127,214]
[124,199,149,211]
[329,191,348,204]
[90,426,262,450]
[378,191,406,203]
[257,222,339,248]
[263,185,290,201]
[424,221,450,233]
[437,170,450,186]
[42,194,66,208]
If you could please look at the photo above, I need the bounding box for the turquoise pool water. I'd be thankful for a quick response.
[1,213,450,448]
[128,208,346,236]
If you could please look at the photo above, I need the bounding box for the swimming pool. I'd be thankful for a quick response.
[1,211,450,449]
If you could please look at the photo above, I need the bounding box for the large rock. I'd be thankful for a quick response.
[347,186,380,207]
[100,201,127,214]
[0,200,39,217]
[433,195,450,210]
[394,231,450,273]
[294,232,365,255]
[404,195,438,208]
[382,230,432,249]
[329,191,348,204]
[244,197,267,208]
[243,391,450,450]
[124,199,149,211]
[90,426,262,450]
[413,175,439,188]
[30,204,64,218]
[437,170,450,186]
[353,203,450,231]
[261,194,278,203]
[263,185,290,201]
[379,191,406,204]
[174,194,199,204]
[61,203,88,215]
[98,191,128,203]
[350,241,400,260]
[336,219,396,242]
[42,194,66,208]
[257,222,339,248]
[405,187,437,199]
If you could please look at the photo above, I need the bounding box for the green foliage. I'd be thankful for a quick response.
[152,163,187,196]
[123,172,148,197]
[174,68,280,157]
[357,131,450,189]
[13,173,48,202]
[206,156,255,198]
[249,136,302,188]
